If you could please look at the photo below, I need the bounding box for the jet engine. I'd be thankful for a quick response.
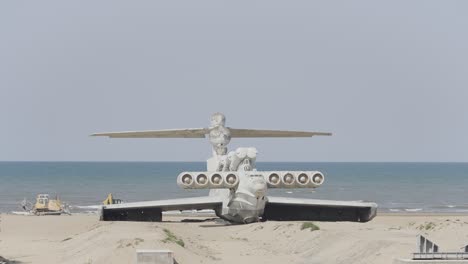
[267,173,281,187]
[178,173,195,188]
[209,173,223,187]
[224,173,239,188]
[263,171,325,188]
[177,172,239,189]
[310,172,325,187]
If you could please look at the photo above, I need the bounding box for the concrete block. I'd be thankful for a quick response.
[394,259,468,264]
[136,249,174,264]
[417,235,439,253]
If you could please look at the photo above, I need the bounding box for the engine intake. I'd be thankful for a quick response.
[282,173,296,186]
[311,172,324,186]
[180,173,194,188]
[210,173,223,186]
[225,173,239,188]
[196,173,209,186]
[296,172,310,186]
[267,173,281,187]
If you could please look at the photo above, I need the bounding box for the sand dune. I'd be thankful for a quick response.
[1,214,468,264]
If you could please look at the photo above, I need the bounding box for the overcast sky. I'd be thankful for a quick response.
[0,1,467,162]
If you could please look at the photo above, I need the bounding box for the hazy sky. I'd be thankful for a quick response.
[1,1,467,162]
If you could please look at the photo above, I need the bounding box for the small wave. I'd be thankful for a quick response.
[72,205,102,210]
[82,210,99,214]
[430,205,458,209]
[389,209,401,212]
[10,211,33,215]
[405,208,423,212]
[286,191,293,194]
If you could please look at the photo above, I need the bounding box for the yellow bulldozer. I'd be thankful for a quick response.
[22,194,70,215]
[102,193,122,205]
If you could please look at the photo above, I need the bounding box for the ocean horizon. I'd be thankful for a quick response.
[1,161,467,214]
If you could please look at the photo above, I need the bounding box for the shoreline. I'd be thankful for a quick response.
[3,211,468,217]
[378,212,468,216]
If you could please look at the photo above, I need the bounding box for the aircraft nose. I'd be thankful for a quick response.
[255,189,265,198]
[253,181,267,198]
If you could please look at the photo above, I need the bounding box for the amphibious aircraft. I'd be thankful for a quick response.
[93,113,377,224]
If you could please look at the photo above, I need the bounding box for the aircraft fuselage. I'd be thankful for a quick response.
[211,171,268,223]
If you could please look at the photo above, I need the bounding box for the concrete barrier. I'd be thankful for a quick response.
[136,249,174,264]
[394,259,468,263]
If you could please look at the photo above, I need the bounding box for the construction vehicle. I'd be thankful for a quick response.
[103,193,123,205]
[21,194,70,215]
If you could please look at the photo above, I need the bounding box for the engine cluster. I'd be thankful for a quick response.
[177,172,240,189]
[177,170,324,189]
[262,171,324,188]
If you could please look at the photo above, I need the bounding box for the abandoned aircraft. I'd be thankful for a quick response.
[92,113,377,224]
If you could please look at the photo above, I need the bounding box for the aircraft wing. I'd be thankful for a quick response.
[91,128,208,138]
[264,196,377,222]
[91,128,331,138]
[229,128,332,138]
[100,196,222,221]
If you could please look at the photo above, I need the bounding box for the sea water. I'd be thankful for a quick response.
[0,162,467,214]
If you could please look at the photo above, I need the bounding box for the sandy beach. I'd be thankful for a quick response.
[1,213,467,264]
